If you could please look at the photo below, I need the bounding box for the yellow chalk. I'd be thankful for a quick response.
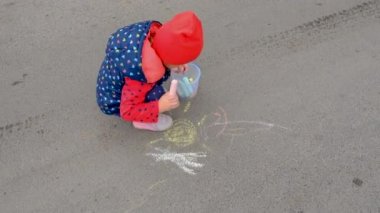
[164,119,197,147]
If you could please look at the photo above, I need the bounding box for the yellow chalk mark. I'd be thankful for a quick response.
[148,179,167,191]
[183,101,191,113]
[201,144,212,152]
[125,199,147,213]
[125,180,167,213]
[164,119,197,147]
[149,138,163,144]
[197,115,208,126]
[221,133,245,136]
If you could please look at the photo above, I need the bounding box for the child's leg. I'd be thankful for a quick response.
[96,61,121,116]
[133,84,173,131]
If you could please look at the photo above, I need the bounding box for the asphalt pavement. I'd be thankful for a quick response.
[0,0,379,212]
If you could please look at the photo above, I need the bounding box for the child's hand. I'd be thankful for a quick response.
[158,93,179,112]
[158,80,180,112]
[170,64,189,74]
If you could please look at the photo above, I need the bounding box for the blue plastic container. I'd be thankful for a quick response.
[171,63,201,100]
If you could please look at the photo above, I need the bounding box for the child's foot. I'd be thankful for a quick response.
[133,114,173,131]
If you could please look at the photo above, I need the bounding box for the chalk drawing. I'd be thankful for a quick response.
[221,127,248,136]
[215,106,228,137]
[212,120,289,130]
[183,101,191,113]
[197,115,207,126]
[148,119,198,148]
[164,119,197,147]
[146,105,290,175]
[125,179,167,213]
[202,107,291,140]
[148,179,167,191]
[146,148,207,175]
[149,138,163,145]
[201,143,212,153]
[227,135,235,154]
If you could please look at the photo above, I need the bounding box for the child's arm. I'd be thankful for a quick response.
[158,80,179,112]
[120,78,159,123]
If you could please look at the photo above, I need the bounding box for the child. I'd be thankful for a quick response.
[96,11,203,131]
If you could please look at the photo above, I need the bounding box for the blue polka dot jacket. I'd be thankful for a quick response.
[96,21,171,123]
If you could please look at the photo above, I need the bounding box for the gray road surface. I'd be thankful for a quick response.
[1,0,379,212]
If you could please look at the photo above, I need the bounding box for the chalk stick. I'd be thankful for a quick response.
[176,83,185,97]
[179,80,191,97]
[182,77,194,94]
[169,80,178,96]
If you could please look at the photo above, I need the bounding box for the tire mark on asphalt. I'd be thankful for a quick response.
[199,0,380,66]
[0,113,47,140]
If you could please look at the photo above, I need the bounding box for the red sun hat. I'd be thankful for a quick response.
[152,11,203,65]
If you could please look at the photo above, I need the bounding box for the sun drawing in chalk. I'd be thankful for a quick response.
[148,101,224,148]
[146,101,291,175]
[146,100,219,175]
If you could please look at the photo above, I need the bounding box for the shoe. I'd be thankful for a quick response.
[133,114,173,131]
